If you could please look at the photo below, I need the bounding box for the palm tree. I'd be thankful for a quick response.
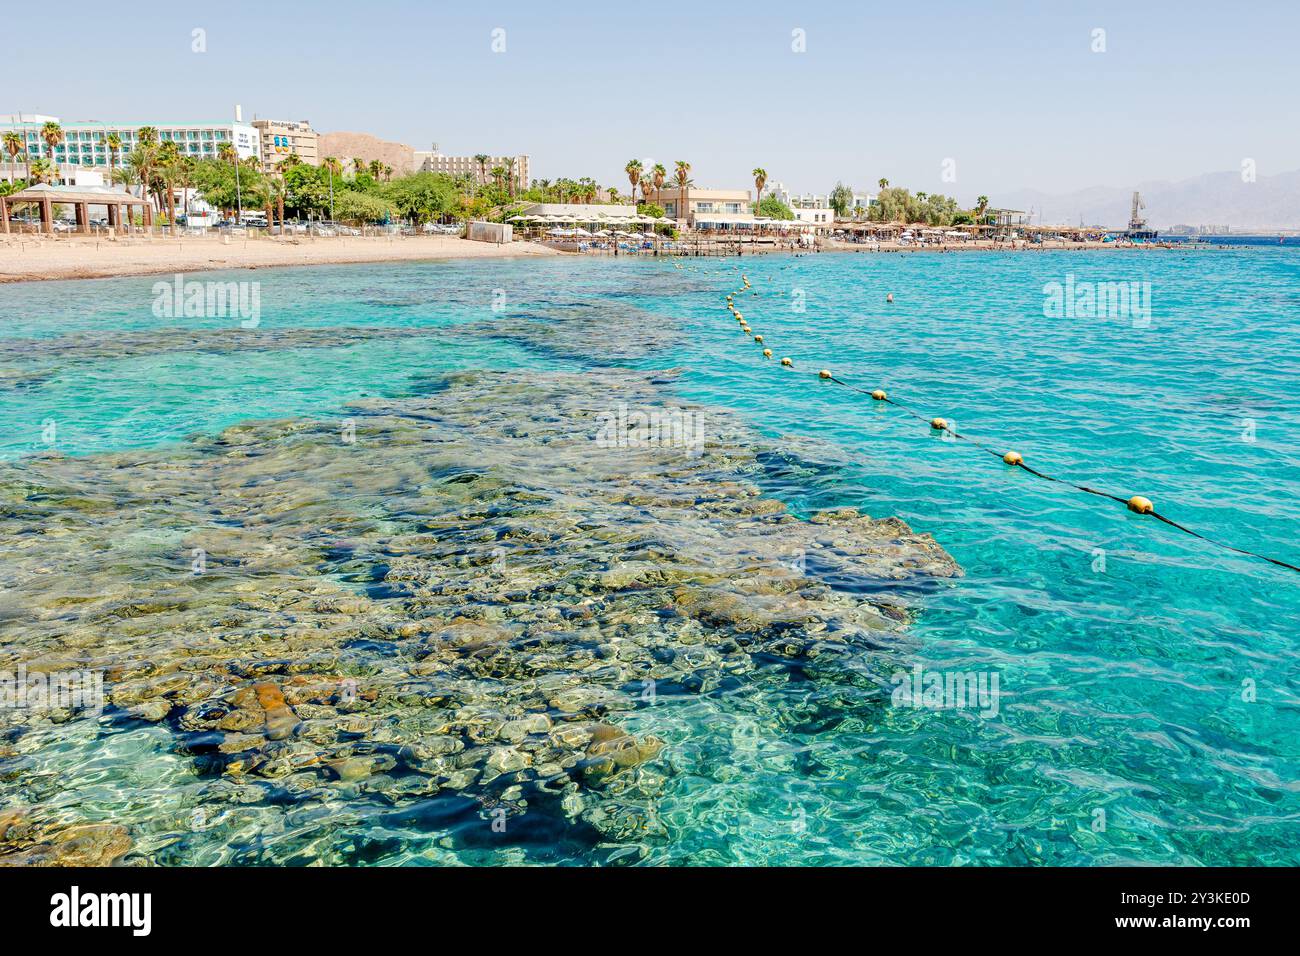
[176,156,196,221]
[975,195,989,223]
[263,179,276,233]
[156,140,182,229]
[281,154,303,169]
[473,153,490,186]
[490,165,507,190]
[2,131,23,183]
[111,167,136,192]
[384,164,393,182]
[40,121,64,182]
[878,177,889,192]
[624,159,643,205]
[351,157,365,177]
[650,162,670,205]
[752,168,767,211]
[640,180,652,204]
[136,128,159,223]
[262,173,286,234]
[161,161,183,231]
[369,159,383,180]
[673,160,691,223]
[105,132,123,185]
[29,157,57,184]
[504,157,517,197]
[217,142,236,165]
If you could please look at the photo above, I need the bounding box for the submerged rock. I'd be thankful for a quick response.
[0,365,958,859]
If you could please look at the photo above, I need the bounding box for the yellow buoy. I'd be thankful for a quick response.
[754,335,763,343]
[930,417,948,430]
[734,312,743,320]
[762,348,772,358]
[1127,495,1154,515]
[819,369,832,379]
[1003,451,1023,466]
[871,389,887,401]
[780,357,793,367]
[886,293,894,303]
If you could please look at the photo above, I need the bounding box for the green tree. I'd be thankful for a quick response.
[829,182,853,218]
[752,167,767,209]
[334,190,393,223]
[756,195,795,220]
[280,162,327,217]
[473,153,490,185]
[381,171,458,226]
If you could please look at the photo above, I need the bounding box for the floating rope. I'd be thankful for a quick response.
[713,276,1300,576]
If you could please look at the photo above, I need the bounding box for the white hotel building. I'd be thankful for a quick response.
[0,111,259,184]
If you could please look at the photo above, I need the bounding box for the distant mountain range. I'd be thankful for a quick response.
[998,168,1300,232]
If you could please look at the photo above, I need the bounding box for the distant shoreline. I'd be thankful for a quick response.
[0,232,1248,284]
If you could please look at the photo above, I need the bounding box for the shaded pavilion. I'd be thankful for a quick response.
[1,183,153,235]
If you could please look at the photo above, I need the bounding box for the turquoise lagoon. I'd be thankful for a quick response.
[1,248,1297,865]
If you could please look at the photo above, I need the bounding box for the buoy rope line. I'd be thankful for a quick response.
[714,273,1300,576]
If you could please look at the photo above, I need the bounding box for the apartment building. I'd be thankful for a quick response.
[251,118,319,172]
[413,149,530,189]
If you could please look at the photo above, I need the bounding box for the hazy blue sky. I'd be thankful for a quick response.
[6,0,1297,201]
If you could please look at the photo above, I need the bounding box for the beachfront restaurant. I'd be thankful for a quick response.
[0,183,153,235]
[509,202,676,246]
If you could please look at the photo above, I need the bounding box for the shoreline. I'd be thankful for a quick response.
[0,232,1225,284]
[0,234,559,284]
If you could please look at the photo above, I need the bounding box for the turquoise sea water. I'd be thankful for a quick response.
[2,249,1298,865]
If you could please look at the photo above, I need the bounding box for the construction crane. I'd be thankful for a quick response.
[1124,191,1158,240]
[1128,191,1147,231]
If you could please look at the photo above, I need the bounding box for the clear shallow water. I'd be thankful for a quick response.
[1,250,1298,865]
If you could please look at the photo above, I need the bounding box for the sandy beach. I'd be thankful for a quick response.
[0,234,559,283]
